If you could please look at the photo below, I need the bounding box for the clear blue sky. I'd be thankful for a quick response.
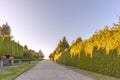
[0,0,120,58]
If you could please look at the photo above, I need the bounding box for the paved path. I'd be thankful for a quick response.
[15,60,97,80]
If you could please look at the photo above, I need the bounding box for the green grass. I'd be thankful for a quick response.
[59,63,120,80]
[0,61,39,80]
[74,68,120,80]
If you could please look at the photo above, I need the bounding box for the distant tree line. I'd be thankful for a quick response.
[23,45,44,60]
[49,18,120,78]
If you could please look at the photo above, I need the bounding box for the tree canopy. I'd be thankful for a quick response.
[0,23,11,36]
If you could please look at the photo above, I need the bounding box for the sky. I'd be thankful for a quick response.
[0,0,120,59]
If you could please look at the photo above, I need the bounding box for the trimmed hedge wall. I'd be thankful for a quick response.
[0,36,23,57]
[58,49,120,78]
[51,19,120,78]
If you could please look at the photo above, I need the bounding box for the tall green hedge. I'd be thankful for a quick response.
[0,36,23,57]
[51,18,120,78]
[58,49,120,78]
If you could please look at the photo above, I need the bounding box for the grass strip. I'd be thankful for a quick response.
[0,61,39,80]
[58,63,120,80]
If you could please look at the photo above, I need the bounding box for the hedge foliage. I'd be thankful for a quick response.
[51,18,120,78]
[0,36,23,57]
[0,23,44,60]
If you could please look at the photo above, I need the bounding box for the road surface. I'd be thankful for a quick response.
[15,60,97,80]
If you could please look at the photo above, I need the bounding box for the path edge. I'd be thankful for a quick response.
[12,61,39,80]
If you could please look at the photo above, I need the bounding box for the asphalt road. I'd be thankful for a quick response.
[15,60,97,80]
